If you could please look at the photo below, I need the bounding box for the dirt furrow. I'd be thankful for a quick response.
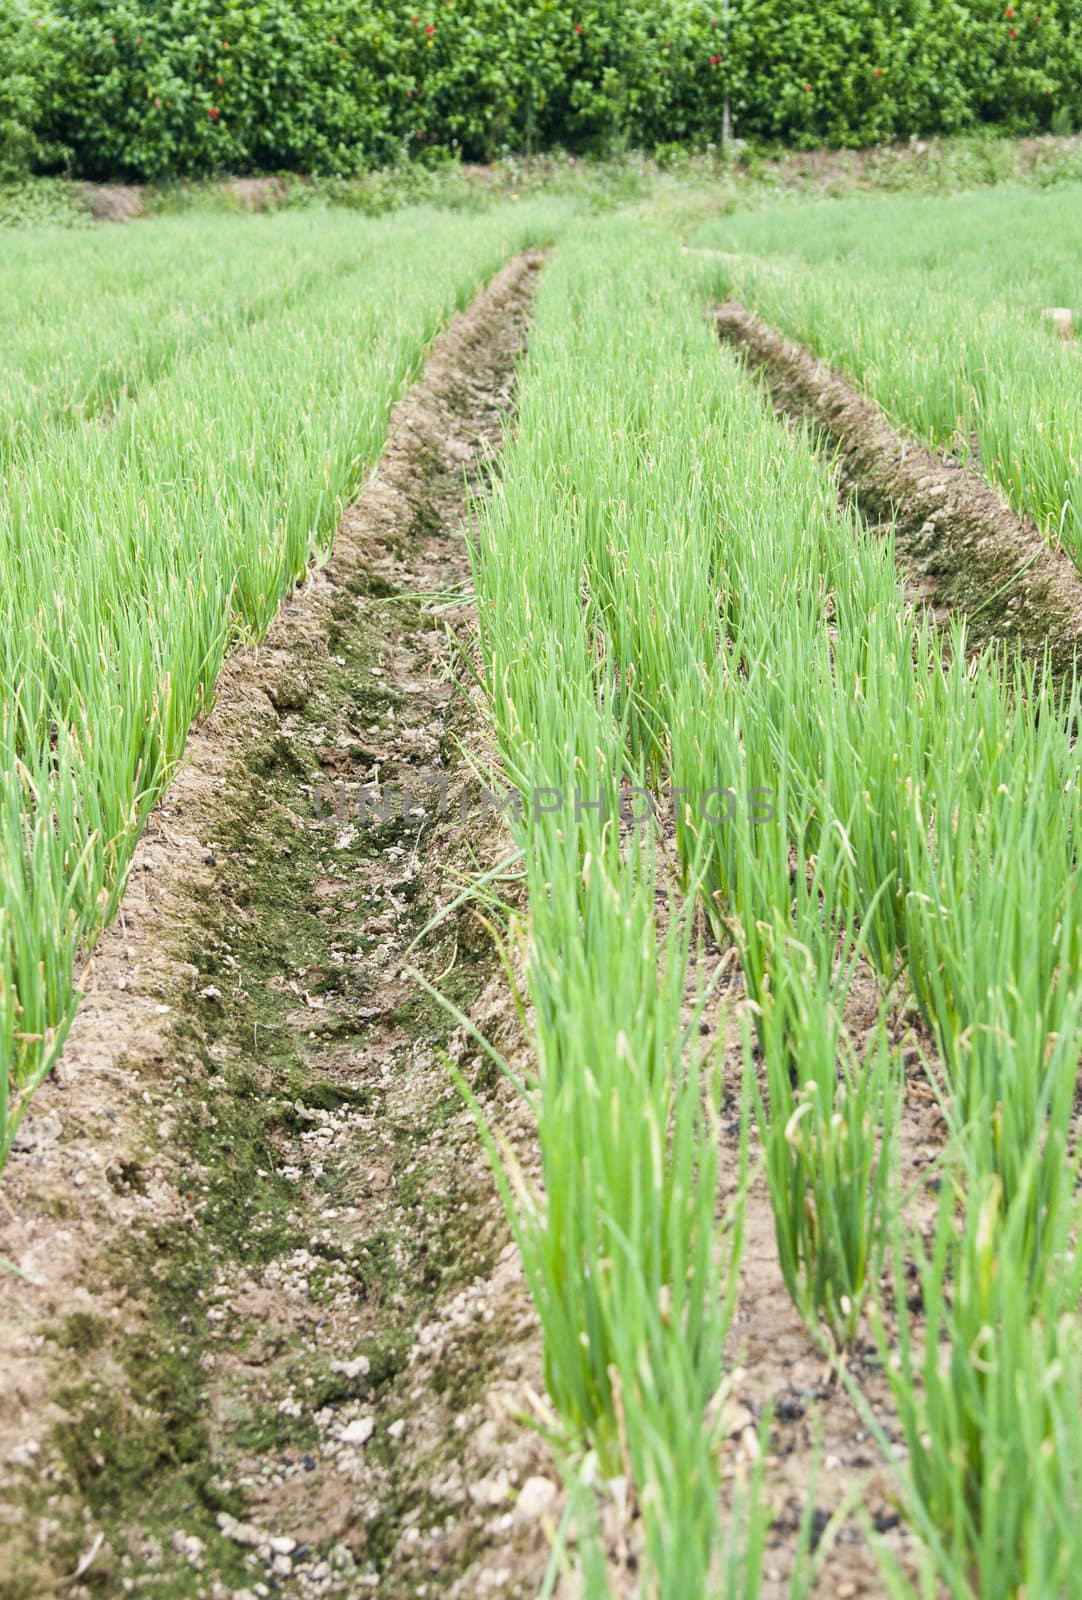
[715,299,1082,674]
[0,253,559,1600]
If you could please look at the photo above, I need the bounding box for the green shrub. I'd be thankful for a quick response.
[0,1,46,178]
[33,0,401,180]
[16,0,1082,180]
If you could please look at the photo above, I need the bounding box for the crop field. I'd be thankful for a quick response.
[0,203,563,1155]
[694,185,1082,559]
[3,172,1082,1599]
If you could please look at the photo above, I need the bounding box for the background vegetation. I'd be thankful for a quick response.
[1,0,1080,182]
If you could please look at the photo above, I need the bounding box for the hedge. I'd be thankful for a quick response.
[3,0,1081,182]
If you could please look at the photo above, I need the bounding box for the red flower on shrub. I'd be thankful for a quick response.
[1005,5,1014,13]
[209,106,219,118]
[1010,25,1017,34]
[426,21,435,32]
[709,55,721,67]
[216,73,223,85]
[412,13,419,21]
[154,96,161,108]
[873,66,882,76]
[574,22,583,33]
[803,82,812,93]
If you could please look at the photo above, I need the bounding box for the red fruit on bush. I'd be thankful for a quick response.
[874,66,882,76]
[575,23,583,33]
[209,106,219,118]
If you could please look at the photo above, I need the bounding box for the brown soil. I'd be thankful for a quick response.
[715,299,1082,676]
[78,184,145,223]
[223,178,291,211]
[0,253,561,1600]
[748,132,1081,195]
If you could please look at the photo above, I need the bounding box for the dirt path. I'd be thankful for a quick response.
[0,254,562,1600]
[715,299,1082,675]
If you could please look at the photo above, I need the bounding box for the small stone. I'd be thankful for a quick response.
[330,1357,370,1382]
[268,1536,296,1556]
[340,1418,374,1446]
[329,1544,356,1572]
[200,985,223,1002]
[514,1476,557,1524]
[468,1472,510,1508]
[216,1515,261,1548]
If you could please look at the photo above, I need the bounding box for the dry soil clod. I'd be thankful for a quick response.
[1042,306,1074,340]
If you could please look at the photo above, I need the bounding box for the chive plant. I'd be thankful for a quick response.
[694,183,1082,562]
[469,230,767,1595]
[733,813,900,1351]
[468,215,1082,1590]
